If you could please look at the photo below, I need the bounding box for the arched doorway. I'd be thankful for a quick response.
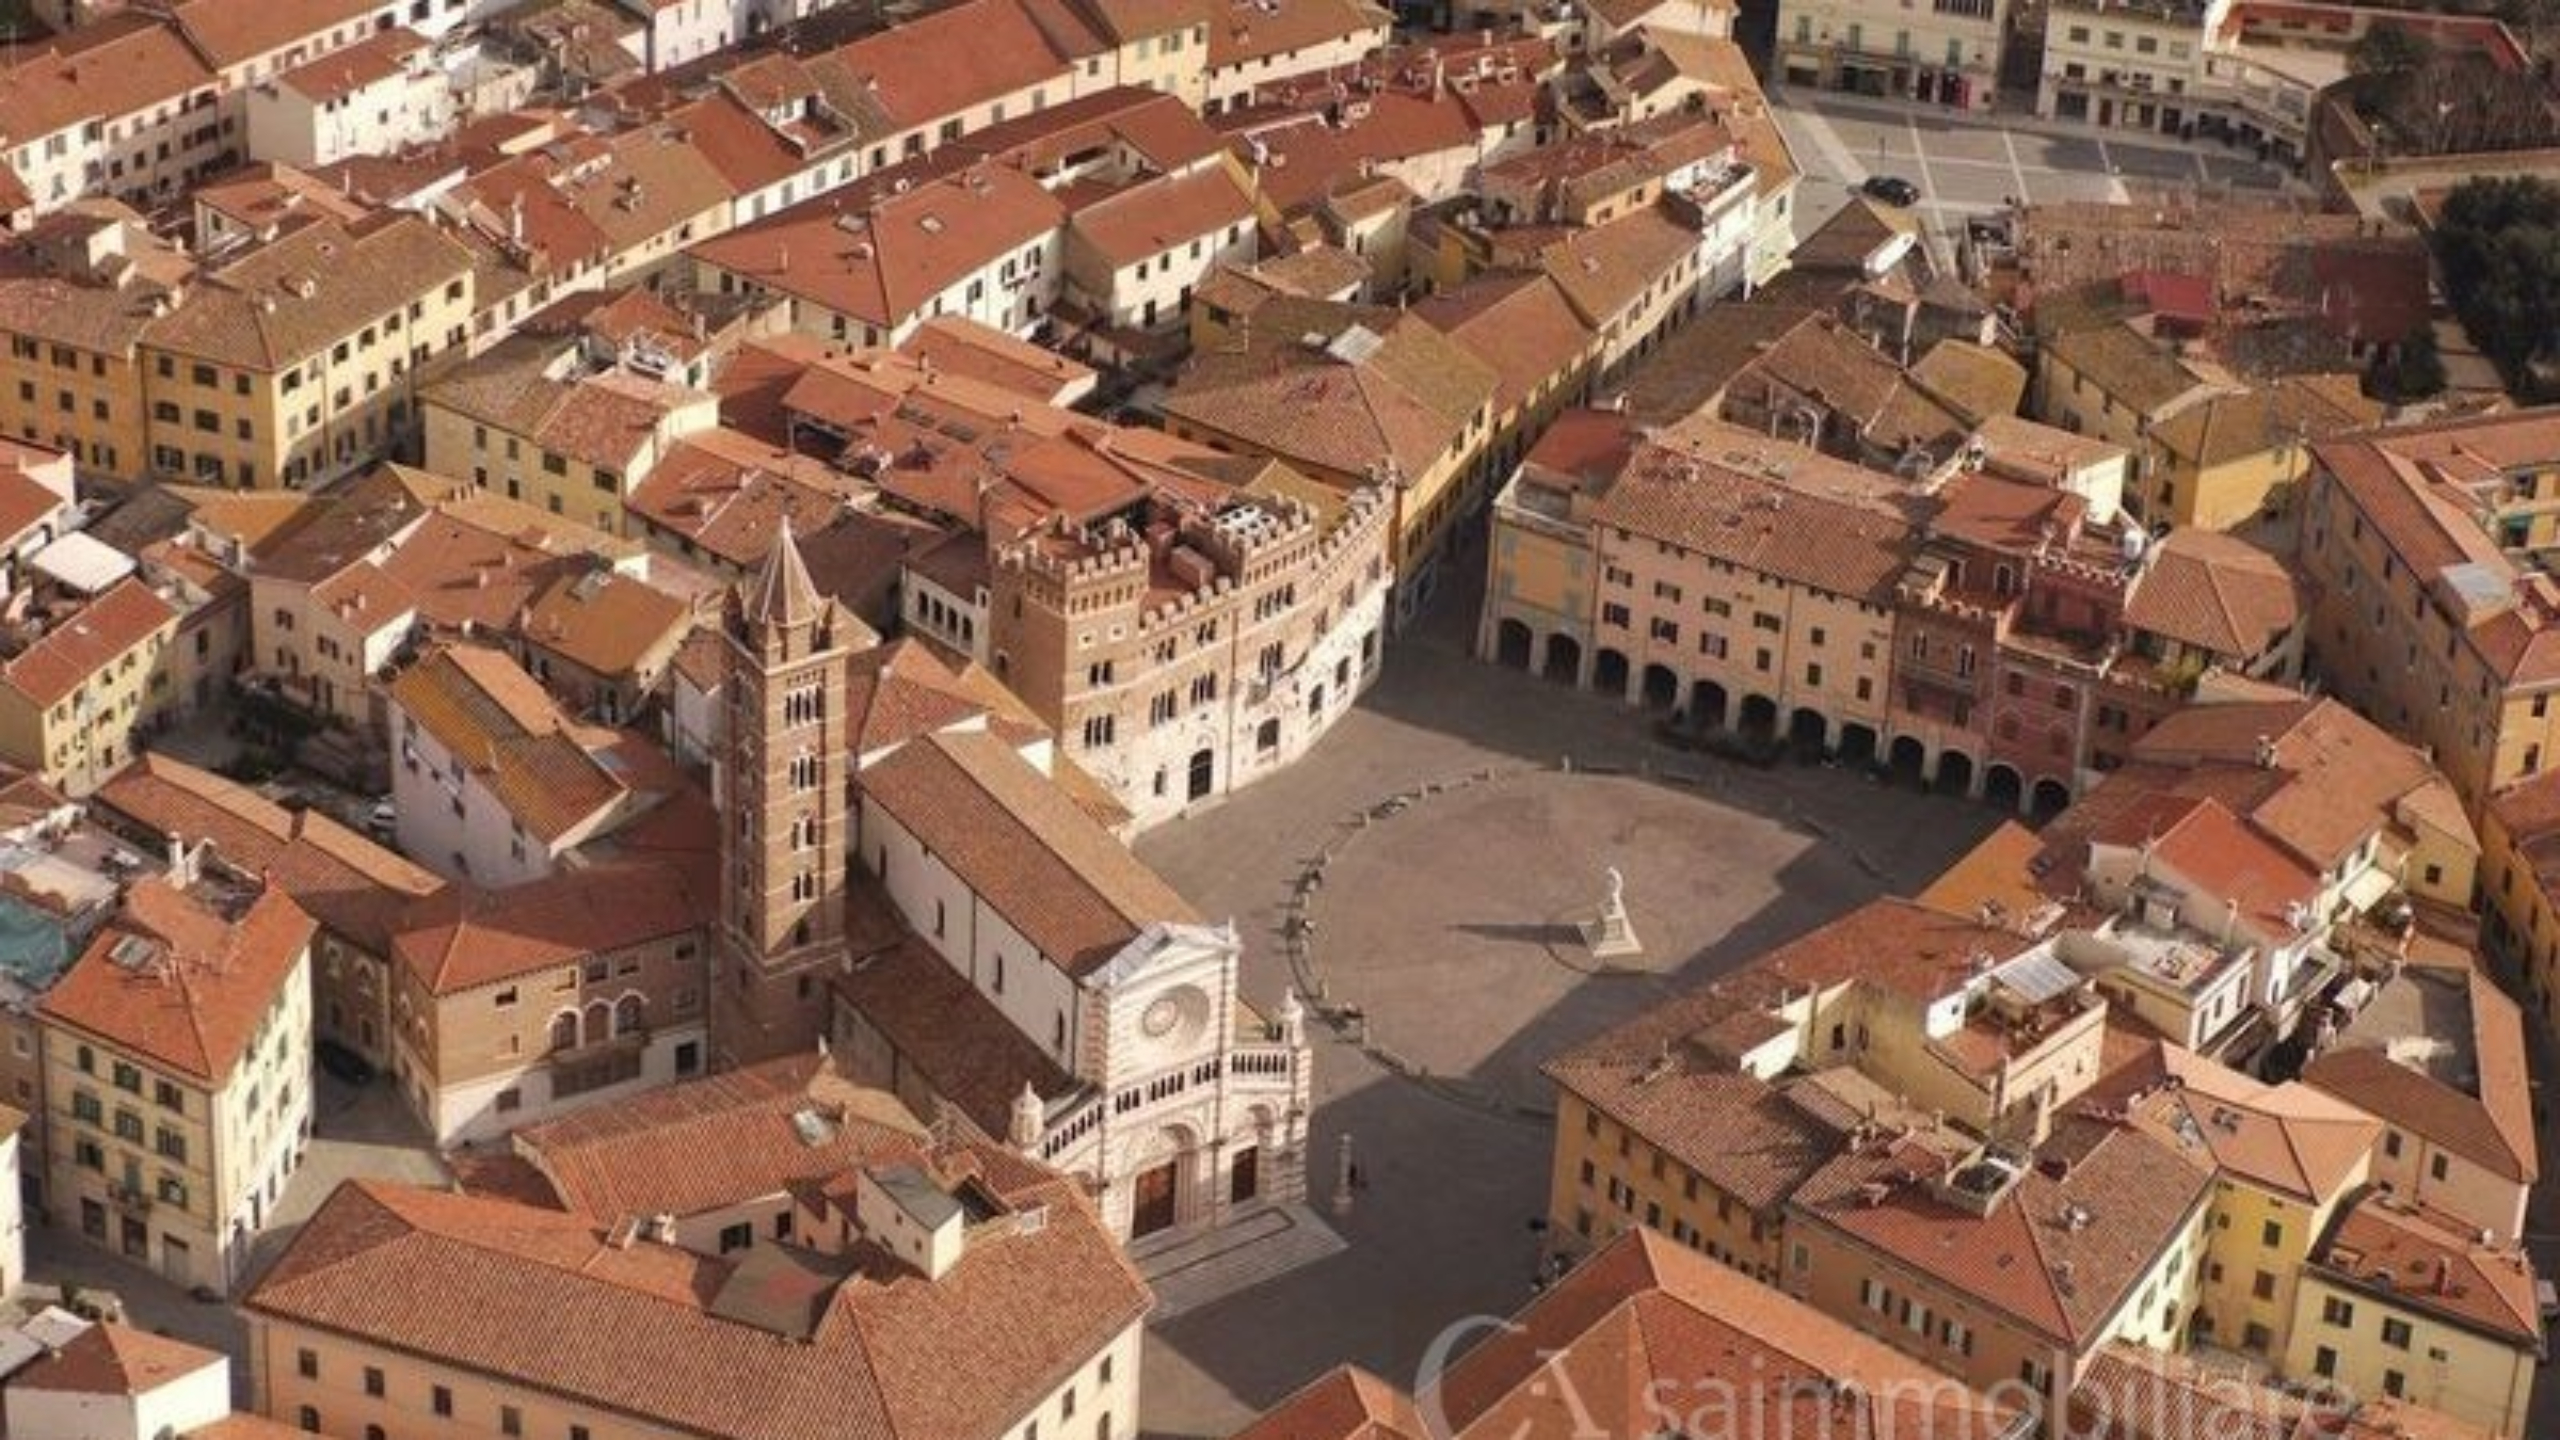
[1640,663,1680,709]
[1594,647,1631,699]
[1543,634,1582,685]
[1888,735,1927,782]
[1691,680,1729,731]
[1787,707,1829,753]
[2030,777,2073,822]
[1738,694,1779,737]
[1985,763,2024,812]
[1837,722,1879,766]
[1493,619,1533,669]
[1935,749,1975,796]
[1130,1124,1200,1239]
[1255,718,1282,755]
[1187,748,1215,801]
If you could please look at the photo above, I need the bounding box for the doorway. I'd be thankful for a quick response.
[1186,748,1214,802]
[1230,1146,1260,1205]
[1133,1160,1179,1237]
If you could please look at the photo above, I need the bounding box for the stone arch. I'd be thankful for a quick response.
[1594,647,1631,699]
[1543,633,1583,684]
[1640,663,1680,710]
[1935,749,1976,796]
[613,992,647,1036]
[1837,722,1880,766]
[1787,706,1830,752]
[548,1010,579,1052]
[1985,763,2025,813]
[2030,777,2074,823]
[1888,734,1927,781]
[1493,618,1534,669]
[1690,679,1730,731]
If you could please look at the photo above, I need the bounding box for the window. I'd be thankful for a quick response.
[2313,1345,2337,1378]
[2251,1270,2275,1301]
[720,1221,753,1253]
[2261,1220,2283,1249]
[296,1348,319,1379]
[111,1061,141,1093]
[363,1366,385,1397]
[2322,1296,2354,1326]
[432,1384,453,1416]
[2429,1152,2449,1181]
[2381,1317,2413,1350]
[501,1407,523,1437]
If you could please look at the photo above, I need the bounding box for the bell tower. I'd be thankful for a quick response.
[711,518,873,1065]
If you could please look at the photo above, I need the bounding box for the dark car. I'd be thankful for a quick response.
[1861,175,1921,207]
[316,1039,375,1086]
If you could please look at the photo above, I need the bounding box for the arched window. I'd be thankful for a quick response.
[549,1011,579,1052]
[297,1408,320,1434]
[615,994,645,1036]
[585,1000,612,1044]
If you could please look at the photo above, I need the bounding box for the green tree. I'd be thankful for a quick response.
[2431,176,2560,390]
[2366,326,2448,402]
[2348,20,2437,81]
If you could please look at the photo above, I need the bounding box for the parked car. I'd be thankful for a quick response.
[1861,175,1921,207]
[316,1040,375,1086]
[363,798,396,841]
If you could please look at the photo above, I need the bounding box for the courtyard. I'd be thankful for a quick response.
[1131,579,2005,1434]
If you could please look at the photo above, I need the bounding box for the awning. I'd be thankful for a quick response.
[2342,866,2398,915]
[29,532,136,594]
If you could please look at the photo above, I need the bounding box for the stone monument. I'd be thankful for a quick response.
[1580,865,1642,959]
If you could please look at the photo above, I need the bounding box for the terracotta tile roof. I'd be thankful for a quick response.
[2069,1340,2503,1440]
[246,1166,1151,1440]
[832,926,1077,1134]
[1793,1115,2213,1348]
[691,158,1065,330]
[2126,1044,2380,1204]
[1536,202,1709,331]
[1066,165,1255,268]
[1412,271,1595,417]
[2041,322,2220,418]
[271,26,428,102]
[2118,794,2322,941]
[1248,1230,2023,1440]
[93,752,443,957]
[845,639,1040,760]
[859,730,1195,976]
[946,84,1224,179]
[1206,0,1388,69]
[1164,296,1495,480]
[1968,412,2128,487]
[386,644,626,844]
[516,565,694,680]
[1233,1367,1427,1440]
[816,0,1088,136]
[1589,417,1928,604]
[392,858,705,996]
[2311,1192,2542,1347]
[0,579,178,711]
[2132,697,2469,874]
[1910,339,2028,427]
[2122,529,2304,662]
[376,494,632,635]
[903,317,1096,405]
[39,878,317,1084]
[1222,96,1474,214]
[515,1055,928,1220]
[2149,372,2381,469]
[624,433,865,568]
[146,213,474,372]
[168,0,382,67]
[1607,302,1824,424]
[9,1322,225,1397]
[1540,1046,1839,1214]
[2304,971,2536,1185]
[0,16,216,141]
[190,161,382,237]
[0,203,194,358]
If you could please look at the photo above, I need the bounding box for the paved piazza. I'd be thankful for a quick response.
[1132,586,2003,1435]
[1768,89,2297,263]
